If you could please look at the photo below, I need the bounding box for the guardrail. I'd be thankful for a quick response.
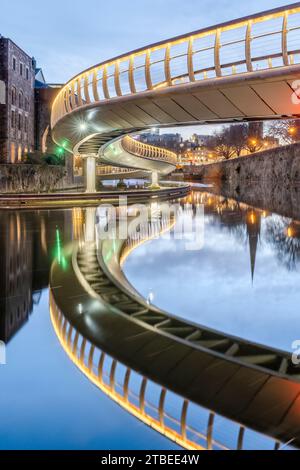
[96,164,141,176]
[51,4,300,128]
[121,135,177,165]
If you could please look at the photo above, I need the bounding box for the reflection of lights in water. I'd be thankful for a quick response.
[287,226,294,238]
[248,212,256,224]
[55,228,67,270]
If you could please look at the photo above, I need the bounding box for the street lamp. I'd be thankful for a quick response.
[288,126,296,136]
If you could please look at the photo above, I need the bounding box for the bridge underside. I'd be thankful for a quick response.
[52,66,300,159]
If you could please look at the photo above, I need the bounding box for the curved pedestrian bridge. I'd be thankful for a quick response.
[51,3,300,189]
[49,202,300,450]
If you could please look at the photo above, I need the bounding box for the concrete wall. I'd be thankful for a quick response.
[0,164,76,193]
[187,143,300,185]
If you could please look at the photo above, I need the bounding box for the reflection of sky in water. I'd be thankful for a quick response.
[0,290,179,450]
[124,204,300,352]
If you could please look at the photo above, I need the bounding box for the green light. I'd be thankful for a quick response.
[55,228,67,270]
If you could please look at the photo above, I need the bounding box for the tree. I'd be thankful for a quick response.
[228,124,248,156]
[244,137,264,153]
[208,127,235,160]
[268,119,300,144]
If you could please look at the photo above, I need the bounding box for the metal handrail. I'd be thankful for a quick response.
[51,4,300,128]
[121,135,177,165]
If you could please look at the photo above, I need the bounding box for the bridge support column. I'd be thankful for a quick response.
[149,171,160,190]
[83,155,97,193]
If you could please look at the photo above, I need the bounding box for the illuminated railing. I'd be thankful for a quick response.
[50,291,285,451]
[96,165,141,176]
[121,135,177,165]
[51,4,300,128]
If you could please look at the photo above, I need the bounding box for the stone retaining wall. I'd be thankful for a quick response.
[0,164,75,193]
[188,142,300,186]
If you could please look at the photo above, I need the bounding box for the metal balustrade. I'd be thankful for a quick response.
[121,135,177,165]
[96,165,141,176]
[51,4,300,129]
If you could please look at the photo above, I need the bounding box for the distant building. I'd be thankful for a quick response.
[0,35,36,162]
[139,132,182,152]
[248,122,264,139]
[34,71,63,154]
[190,133,217,147]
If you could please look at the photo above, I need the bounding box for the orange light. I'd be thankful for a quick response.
[288,127,296,135]
[249,211,256,224]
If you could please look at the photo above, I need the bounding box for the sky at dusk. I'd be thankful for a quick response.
[1,0,290,137]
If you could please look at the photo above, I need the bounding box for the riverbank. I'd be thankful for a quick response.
[0,184,190,209]
[182,142,300,186]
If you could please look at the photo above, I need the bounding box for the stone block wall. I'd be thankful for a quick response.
[190,142,300,186]
[0,164,76,193]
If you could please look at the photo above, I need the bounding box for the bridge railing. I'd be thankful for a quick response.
[121,135,177,165]
[51,4,300,128]
[96,165,141,176]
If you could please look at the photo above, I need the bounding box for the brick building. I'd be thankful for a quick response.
[0,35,64,165]
[0,36,35,162]
[34,70,62,154]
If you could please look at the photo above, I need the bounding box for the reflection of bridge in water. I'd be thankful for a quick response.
[50,298,242,450]
[50,198,300,450]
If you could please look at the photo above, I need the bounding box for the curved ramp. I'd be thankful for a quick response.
[100,136,176,176]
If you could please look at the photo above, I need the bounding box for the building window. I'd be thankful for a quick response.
[10,143,16,163]
[18,145,22,162]
[12,57,16,71]
[24,116,28,134]
[18,114,22,131]
[11,86,16,105]
[18,91,23,109]
[19,63,23,76]
[11,111,15,128]
[26,67,29,80]
[25,97,29,111]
